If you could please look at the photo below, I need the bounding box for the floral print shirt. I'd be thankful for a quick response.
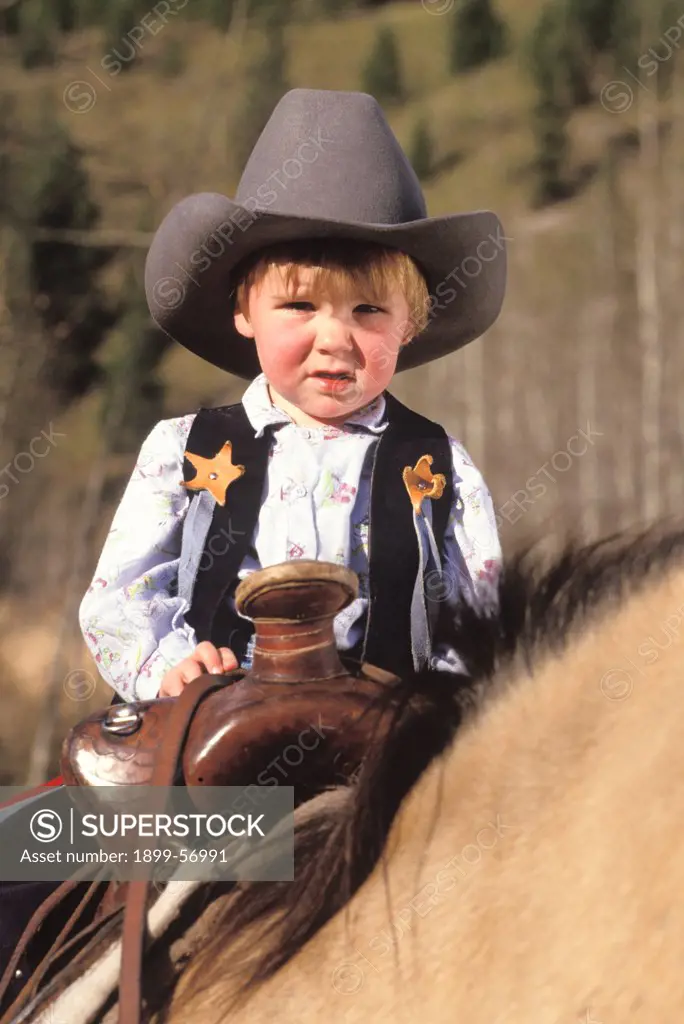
[79,374,502,700]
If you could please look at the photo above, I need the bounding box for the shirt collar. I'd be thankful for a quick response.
[242,373,388,437]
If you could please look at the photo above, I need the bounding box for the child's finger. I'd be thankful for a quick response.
[181,658,208,683]
[193,641,224,675]
[160,675,185,697]
[219,647,238,671]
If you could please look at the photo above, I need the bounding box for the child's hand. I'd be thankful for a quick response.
[158,642,238,697]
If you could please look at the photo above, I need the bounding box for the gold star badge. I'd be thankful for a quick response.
[181,441,245,506]
[402,454,446,515]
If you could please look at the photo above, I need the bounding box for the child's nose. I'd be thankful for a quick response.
[314,318,354,352]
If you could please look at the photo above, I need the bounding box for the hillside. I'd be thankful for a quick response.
[0,0,682,781]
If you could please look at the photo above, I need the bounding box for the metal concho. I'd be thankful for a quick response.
[102,704,143,736]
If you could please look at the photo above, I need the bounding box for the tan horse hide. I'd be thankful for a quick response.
[164,554,684,1024]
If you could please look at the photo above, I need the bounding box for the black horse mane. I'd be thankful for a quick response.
[176,525,684,1009]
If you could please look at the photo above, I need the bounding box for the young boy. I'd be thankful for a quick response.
[79,88,506,702]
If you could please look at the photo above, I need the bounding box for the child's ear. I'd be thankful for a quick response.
[234,310,255,339]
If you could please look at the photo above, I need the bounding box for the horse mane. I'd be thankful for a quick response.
[169,525,684,1014]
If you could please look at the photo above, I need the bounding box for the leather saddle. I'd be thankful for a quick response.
[61,560,400,798]
[0,562,406,1024]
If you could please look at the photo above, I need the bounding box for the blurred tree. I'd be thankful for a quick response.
[449,0,508,74]
[71,0,109,28]
[0,2,20,35]
[0,93,120,597]
[11,101,119,405]
[294,0,355,17]
[653,0,682,99]
[526,2,574,204]
[408,115,434,182]
[525,0,676,205]
[204,0,236,32]
[229,3,290,173]
[565,0,621,52]
[55,0,78,32]
[102,0,144,74]
[17,0,58,69]
[159,35,187,77]
[100,261,173,455]
[361,25,404,105]
[530,92,573,206]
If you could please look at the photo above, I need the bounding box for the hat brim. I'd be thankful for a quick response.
[145,193,507,379]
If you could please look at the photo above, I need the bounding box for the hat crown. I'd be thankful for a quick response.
[235,88,427,226]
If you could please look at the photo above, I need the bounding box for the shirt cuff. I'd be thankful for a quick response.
[134,624,198,701]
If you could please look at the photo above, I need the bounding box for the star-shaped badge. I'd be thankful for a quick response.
[402,454,446,515]
[180,441,245,506]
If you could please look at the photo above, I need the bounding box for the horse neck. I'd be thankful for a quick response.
[387,561,684,877]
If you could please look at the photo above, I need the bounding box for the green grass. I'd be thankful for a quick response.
[0,0,666,463]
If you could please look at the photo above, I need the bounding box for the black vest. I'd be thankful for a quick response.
[182,393,453,679]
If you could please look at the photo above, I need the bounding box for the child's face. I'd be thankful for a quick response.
[233,264,411,427]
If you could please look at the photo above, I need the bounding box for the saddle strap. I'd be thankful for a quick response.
[118,675,227,1024]
[0,869,98,1022]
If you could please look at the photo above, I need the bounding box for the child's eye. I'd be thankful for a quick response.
[355,304,384,314]
[283,301,314,311]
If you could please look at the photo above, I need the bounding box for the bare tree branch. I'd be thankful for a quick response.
[635,7,662,524]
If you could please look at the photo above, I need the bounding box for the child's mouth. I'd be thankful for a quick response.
[312,371,354,380]
[311,371,355,394]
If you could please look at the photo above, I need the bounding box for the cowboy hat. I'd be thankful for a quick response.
[145,88,507,379]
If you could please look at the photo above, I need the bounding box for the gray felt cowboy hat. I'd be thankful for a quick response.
[145,88,507,379]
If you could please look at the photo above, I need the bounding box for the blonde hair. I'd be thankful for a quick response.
[232,238,430,342]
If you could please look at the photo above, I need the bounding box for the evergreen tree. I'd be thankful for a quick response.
[0,95,120,592]
[205,0,235,32]
[159,35,187,77]
[653,0,681,98]
[71,0,107,28]
[229,4,290,173]
[55,0,78,32]
[295,0,355,17]
[530,94,573,206]
[102,0,144,74]
[565,0,628,55]
[449,0,508,74]
[409,115,434,182]
[18,0,58,69]
[0,3,20,35]
[526,2,575,204]
[361,25,404,105]
[14,105,119,404]
[100,261,173,454]
[527,0,593,110]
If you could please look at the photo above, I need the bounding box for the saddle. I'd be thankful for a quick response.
[62,560,397,795]
[1,561,404,1024]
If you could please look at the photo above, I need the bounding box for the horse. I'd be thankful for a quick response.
[15,527,684,1023]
